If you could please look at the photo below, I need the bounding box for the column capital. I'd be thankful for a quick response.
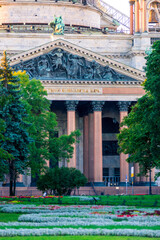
[65,101,79,111]
[129,0,135,5]
[91,101,105,112]
[118,101,131,112]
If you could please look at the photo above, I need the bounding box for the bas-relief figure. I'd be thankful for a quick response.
[13,48,135,82]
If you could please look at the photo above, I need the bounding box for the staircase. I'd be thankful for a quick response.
[88,0,130,29]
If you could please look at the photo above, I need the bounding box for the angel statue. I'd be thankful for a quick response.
[49,16,65,35]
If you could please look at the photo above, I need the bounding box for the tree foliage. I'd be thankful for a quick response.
[0,119,13,180]
[117,93,158,174]
[145,41,160,101]
[117,41,160,193]
[37,167,87,195]
[0,52,31,196]
[14,71,81,177]
[0,53,81,193]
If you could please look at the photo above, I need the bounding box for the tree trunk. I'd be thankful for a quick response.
[149,168,152,195]
[9,179,13,196]
[9,167,14,196]
[9,163,16,196]
[13,175,16,196]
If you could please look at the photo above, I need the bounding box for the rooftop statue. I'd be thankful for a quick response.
[49,16,65,35]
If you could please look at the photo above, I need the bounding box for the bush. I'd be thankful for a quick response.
[36,167,87,196]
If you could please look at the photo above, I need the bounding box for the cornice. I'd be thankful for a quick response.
[105,54,131,59]
[42,79,142,86]
[10,38,145,82]
[0,33,133,40]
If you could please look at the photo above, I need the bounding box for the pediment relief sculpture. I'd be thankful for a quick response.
[13,48,137,82]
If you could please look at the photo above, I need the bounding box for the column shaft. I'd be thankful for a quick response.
[93,111,103,182]
[135,0,140,32]
[88,113,94,182]
[134,163,140,183]
[143,0,147,32]
[118,101,131,185]
[151,168,155,182]
[130,2,134,34]
[17,174,23,183]
[67,110,76,168]
[83,115,89,179]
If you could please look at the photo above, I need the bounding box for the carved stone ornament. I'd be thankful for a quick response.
[13,48,137,82]
[65,101,79,111]
[118,101,131,111]
[91,101,105,111]
[49,16,65,35]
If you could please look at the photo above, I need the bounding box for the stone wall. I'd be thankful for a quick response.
[0,31,153,70]
[0,186,160,196]
[0,2,101,29]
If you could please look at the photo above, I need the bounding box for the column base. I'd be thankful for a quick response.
[143,31,148,33]
[94,182,105,186]
[134,182,157,186]
[119,182,130,186]
[135,32,141,34]
[2,182,25,187]
[87,182,105,187]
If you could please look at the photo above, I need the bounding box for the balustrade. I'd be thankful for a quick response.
[103,176,120,186]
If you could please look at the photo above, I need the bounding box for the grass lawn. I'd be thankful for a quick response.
[0,237,160,240]
[1,195,160,207]
[0,213,21,222]
[0,225,160,230]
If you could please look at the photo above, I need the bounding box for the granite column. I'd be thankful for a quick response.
[66,100,79,168]
[118,101,131,185]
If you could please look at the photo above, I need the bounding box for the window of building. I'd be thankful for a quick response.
[151,38,160,45]
[102,117,119,133]
[103,141,118,156]
[114,168,120,177]
[103,168,109,177]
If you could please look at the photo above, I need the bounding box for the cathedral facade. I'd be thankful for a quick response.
[0,0,160,189]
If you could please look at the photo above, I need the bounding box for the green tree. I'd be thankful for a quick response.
[144,41,160,166]
[0,52,31,196]
[14,71,80,179]
[145,41,160,101]
[37,167,87,195]
[0,119,13,180]
[117,41,160,195]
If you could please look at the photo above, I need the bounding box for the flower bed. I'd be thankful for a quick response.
[0,204,160,236]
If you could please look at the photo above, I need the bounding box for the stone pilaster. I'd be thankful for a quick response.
[66,101,79,168]
[118,101,131,185]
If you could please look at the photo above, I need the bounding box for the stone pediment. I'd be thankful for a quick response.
[10,39,145,83]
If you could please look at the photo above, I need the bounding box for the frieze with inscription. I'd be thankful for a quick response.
[13,48,137,82]
[46,88,102,94]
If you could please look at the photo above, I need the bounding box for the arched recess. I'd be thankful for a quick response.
[147,0,160,32]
